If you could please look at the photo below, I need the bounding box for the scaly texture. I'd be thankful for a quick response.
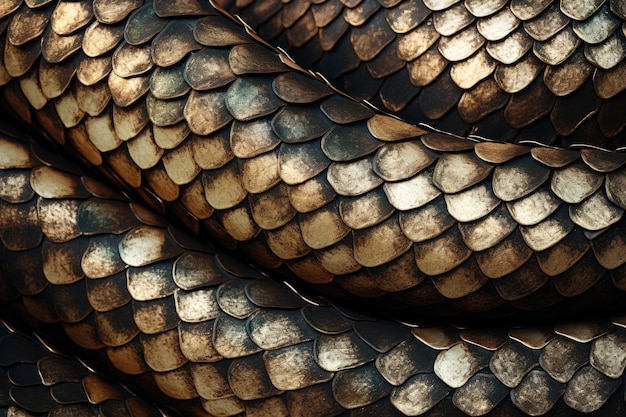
[2,1,626,416]
[1,0,626,321]
[0,318,166,417]
[1,121,626,416]
[221,0,626,148]
[218,0,626,149]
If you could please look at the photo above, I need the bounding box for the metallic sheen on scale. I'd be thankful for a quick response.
[224,0,626,149]
[0,0,625,416]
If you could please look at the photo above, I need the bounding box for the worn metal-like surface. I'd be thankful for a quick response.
[1,124,626,416]
[0,0,626,416]
[222,0,626,149]
[0,318,165,417]
[1,0,626,321]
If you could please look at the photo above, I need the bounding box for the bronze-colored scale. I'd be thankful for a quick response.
[0,0,625,416]
[226,0,626,149]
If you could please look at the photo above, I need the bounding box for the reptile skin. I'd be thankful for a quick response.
[222,0,626,149]
[0,0,625,416]
[1,116,626,417]
[0,317,165,417]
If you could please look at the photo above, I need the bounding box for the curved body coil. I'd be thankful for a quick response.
[0,318,164,417]
[1,0,626,321]
[0,0,625,416]
[224,0,626,149]
[0,121,626,416]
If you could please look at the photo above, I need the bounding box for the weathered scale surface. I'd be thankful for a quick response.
[0,122,625,416]
[0,0,625,416]
[222,0,626,149]
[0,318,166,417]
[1,0,626,320]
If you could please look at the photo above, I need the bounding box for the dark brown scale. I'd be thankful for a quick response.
[0,0,625,416]
[223,0,626,150]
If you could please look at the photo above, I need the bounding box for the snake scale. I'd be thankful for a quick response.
[0,0,626,416]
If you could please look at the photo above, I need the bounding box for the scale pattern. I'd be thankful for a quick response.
[1,0,626,320]
[1,122,626,416]
[1,1,626,416]
[0,319,165,417]
[222,0,626,149]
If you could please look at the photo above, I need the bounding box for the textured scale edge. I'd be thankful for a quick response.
[0,0,624,416]
[1,0,626,321]
[0,121,625,416]
[221,0,626,150]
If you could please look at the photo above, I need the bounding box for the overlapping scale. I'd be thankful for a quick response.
[1,0,626,321]
[2,1,626,415]
[1,123,626,415]
[0,320,164,417]
[225,0,626,149]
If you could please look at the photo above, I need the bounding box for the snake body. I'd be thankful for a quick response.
[0,0,626,416]
[225,0,626,150]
